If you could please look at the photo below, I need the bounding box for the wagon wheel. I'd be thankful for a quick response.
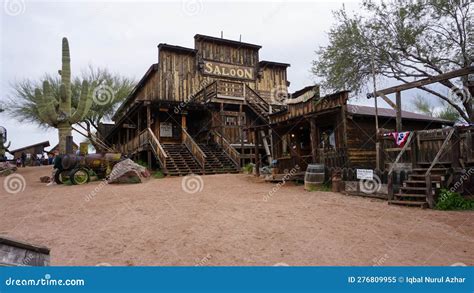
[70,168,90,185]
[54,170,70,184]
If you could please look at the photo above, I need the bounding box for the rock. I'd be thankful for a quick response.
[0,162,17,177]
[40,176,51,183]
[107,159,150,184]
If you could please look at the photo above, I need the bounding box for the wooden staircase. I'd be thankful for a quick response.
[199,144,239,174]
[161,143,239,176]
[389,164,449,208]
[162,143,203,176]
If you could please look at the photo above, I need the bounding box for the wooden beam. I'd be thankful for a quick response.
[396,91,402,132]
[374,66,474,96]
[310,117,317,163]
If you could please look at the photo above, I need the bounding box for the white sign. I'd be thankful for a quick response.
[160,122,172,138]
[356,169,373,180]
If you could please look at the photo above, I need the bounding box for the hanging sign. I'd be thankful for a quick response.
[203,60,255,80]
[160,122,173,138]
[356,169,373,180]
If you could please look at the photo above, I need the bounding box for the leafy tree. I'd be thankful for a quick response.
[313,0,473,122]
[6,66,135,149]
[412,95,461,121]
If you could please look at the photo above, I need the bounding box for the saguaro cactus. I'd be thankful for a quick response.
[36,38,94,154]
[0,127,10,160]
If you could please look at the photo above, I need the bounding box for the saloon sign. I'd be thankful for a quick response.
[203,61,255,80]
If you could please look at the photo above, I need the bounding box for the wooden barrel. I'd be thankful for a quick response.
[304,164,325,191]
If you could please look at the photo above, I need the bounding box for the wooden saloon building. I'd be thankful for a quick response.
[103,34,454,176]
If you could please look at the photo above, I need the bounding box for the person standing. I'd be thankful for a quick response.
[21,152,26,167]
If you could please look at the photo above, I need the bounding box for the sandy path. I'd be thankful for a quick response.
[1,165,473,266]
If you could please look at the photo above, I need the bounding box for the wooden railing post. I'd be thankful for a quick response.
[388,172,394,200]
[425,175,434,208]
[451,128,461,168]
[410,132,418,169]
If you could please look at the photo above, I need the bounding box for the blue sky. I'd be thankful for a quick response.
[0,0,444,153]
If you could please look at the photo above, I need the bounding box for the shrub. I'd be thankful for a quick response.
[153,170,165,179]
[435,189,474,210]
[242,163,254,174]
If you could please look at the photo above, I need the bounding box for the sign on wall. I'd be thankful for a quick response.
[356,169,373,180]
[203,60,255,81]
[160,122,173,138]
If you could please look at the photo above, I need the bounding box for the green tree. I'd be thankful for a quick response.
[412,95,461,122]
[313,0,473,122]
[7,65,135,151]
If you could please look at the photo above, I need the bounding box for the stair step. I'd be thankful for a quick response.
[400,186,428,191]
[395,193,427,198]
[388,200,427,207]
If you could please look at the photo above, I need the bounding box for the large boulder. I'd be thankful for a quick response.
[107,159,150,184]
[0,162,17,177]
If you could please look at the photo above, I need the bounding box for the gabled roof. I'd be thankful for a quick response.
[157,43,197,54]
[347,104,454,125]
[259,60,290,68]
[9,141,50,154]
[194,34,261,49]
[112,63,158,121]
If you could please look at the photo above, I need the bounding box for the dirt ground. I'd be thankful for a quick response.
[1,165,473,266]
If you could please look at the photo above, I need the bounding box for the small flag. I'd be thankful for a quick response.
[391,131,410,147]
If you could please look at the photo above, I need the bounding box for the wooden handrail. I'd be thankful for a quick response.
[182,128,207,170]
[189,81,217,104]
[145,128,168,170]
[245,85,269,107]
[211,130,240,168]
[388,132,415,175]
[424,128,455,177]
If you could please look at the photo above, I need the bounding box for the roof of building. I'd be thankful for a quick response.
[194,34,262,49]
[9,141,50,154]
[48,141,79,153]
[259,60,290,68]
[112,63,158,121]
[157,43,197,54]
[347,104,454,125]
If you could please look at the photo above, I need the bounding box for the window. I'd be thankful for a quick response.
[225,116,237,126]
[320,127,336,148]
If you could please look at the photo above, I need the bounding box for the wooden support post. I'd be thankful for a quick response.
[451,128,461,168]
[181,113,187,142]
[426,175,434,208]
[137,111,141,132]
[310,117,317,163]
[396,91,402,132]
[146,104,151,129]
[147,150,152,170]
[388,172,394,200]
[254,129,260,176]
[410,132,418,169]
